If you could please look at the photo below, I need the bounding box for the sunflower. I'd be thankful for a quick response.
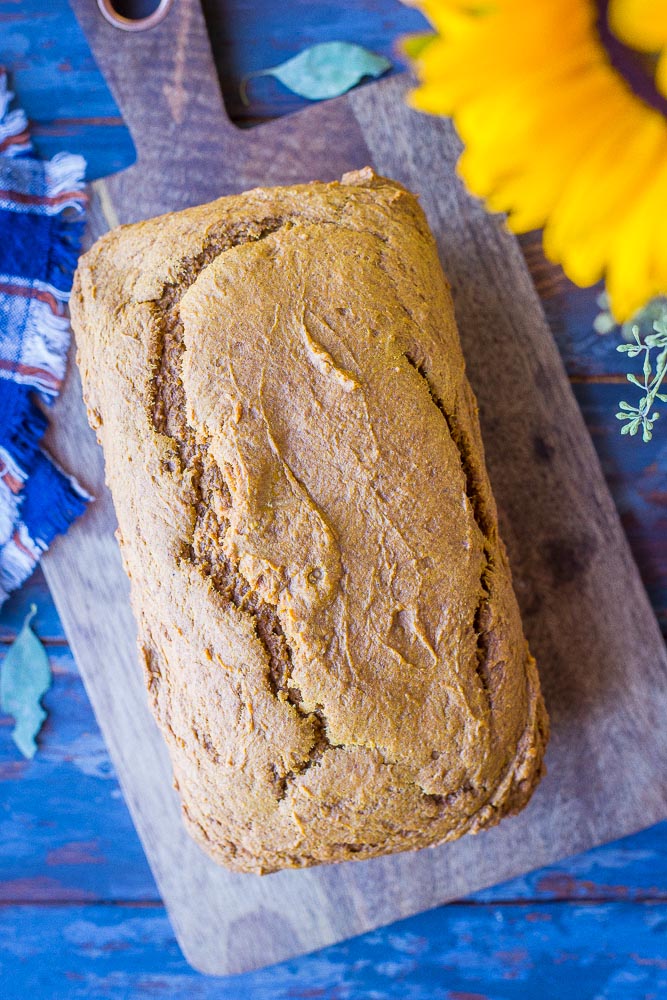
[404,0,667,321]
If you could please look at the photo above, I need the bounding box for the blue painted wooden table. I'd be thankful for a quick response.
[2,1,667,997]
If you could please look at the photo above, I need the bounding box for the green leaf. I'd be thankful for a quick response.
[644,350,653,382]
[240,42,392,105]
[616,297,667,442]
[0,605,51,759]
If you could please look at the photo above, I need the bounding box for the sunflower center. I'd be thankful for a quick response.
[596,0,667,116]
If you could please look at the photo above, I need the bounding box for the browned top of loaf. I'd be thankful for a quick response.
[71,168,548,874]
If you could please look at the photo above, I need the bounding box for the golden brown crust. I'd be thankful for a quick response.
[71,168,548,874]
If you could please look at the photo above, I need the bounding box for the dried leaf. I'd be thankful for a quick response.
[240,42,391,105]
[1,604,51,758]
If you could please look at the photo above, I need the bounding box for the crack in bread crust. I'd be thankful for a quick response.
[403,351,494,714]
[147,221,336,799]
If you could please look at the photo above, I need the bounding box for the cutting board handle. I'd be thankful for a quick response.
[70,0,381,218]
[71,0,237,210]
[96,0,175,32]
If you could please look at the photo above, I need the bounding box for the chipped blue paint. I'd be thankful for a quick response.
[541,280,632,378]
[0,568,65,643]
[0,648,155,902]
[3,902,667,999]
[0,0,135,179]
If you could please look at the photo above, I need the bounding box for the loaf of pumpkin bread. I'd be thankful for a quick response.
[71,168,548,874]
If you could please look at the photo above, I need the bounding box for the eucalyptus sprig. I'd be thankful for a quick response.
[616,316,667,443]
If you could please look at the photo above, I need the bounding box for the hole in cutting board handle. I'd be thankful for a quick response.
[97,0,173,31]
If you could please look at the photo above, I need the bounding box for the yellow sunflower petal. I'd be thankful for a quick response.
[406,0,667,315]
[544,106,667,283]
[608,0,667,51]
[606,164,667,317]
[413,1,597,112]
[460,68,625,228]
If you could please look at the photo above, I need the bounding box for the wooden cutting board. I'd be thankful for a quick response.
[42,0,667,977]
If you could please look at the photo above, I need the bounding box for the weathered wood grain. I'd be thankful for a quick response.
[27,0,667,978]
[4,901,667,1000]
[572,383,667,636]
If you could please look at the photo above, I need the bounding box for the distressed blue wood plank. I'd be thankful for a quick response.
[3,901,667,999]
[0,567,66,644]
[29,121,134,179]
[202,0,429,123]
[548,282,629,378]
[0,0,135,179]
[0,647,157,902]
[473,823,667,903]
[528,269,642,379]
[515,237,624,379]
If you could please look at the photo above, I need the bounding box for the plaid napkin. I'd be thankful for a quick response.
[0,70,90,606]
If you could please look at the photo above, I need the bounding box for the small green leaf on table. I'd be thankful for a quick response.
[240,42,392,105]
[1,604,51,758]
